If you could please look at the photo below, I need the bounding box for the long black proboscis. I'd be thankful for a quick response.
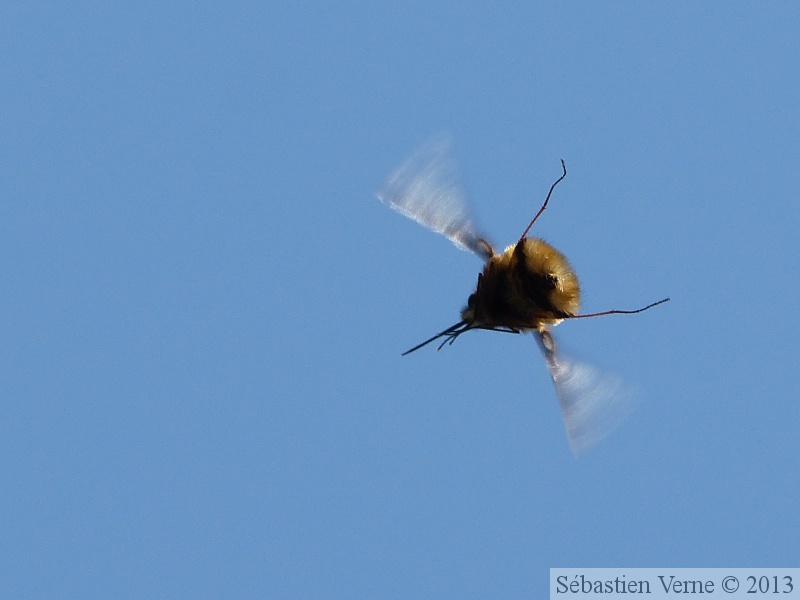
[401,322,525,355]
[401,320,470,356]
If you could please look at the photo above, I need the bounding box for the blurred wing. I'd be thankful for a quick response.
[377,137,493,259]
[536,331,635,456]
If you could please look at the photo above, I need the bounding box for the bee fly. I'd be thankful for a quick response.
[377,138,669,454]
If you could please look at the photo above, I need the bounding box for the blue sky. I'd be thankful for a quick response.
[2,2,799,597]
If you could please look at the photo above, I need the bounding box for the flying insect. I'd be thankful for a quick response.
[377,138,669,454]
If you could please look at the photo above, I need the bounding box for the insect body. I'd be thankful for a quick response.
[377,138,668,453]
[464,237,580,331]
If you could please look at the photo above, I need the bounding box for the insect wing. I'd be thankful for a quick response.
[377,137,493,259]
[536,331,635,456]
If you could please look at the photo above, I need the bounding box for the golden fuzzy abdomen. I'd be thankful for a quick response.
[464,238,580,330]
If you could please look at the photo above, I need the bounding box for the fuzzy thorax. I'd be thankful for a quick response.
[461,237,581,331]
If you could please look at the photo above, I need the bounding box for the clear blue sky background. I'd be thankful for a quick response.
[2,3,798,598]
